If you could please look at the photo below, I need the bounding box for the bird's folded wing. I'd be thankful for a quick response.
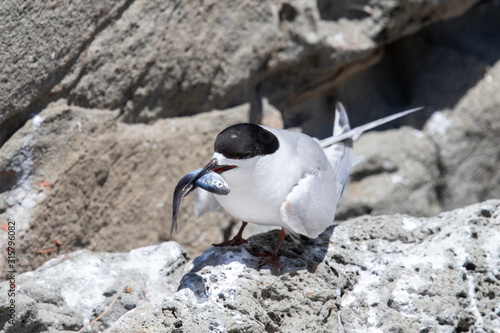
[193,188,221,218]
[280,168,338,239]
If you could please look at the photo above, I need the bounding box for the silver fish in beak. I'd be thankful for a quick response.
[171,168,230,236]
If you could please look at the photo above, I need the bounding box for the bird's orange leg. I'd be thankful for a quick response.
[254,228,286,269]
[212,221,248,247]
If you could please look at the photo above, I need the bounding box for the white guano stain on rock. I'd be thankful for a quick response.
[426,111,451,137]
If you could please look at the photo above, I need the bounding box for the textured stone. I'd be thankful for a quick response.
[1,0,480,144]
[337,126,441,219]
[0,242,186,333]
[0,0,130,144]
[105,200,500,333]
[329,1,500,218]
[424,59,500,211]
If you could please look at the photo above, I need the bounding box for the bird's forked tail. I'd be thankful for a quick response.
[321,103,353,201]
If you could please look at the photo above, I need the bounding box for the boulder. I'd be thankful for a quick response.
[1,0,480,144]
[0,0,132,144]
[424,59,500,211]
[0,242,186,333]
[332,0,500,218]
[337,127,441,219]
[3,200,494,333]
[321,0,500,132]
[106,200,500,333]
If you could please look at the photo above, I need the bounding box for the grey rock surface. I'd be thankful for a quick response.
[103,200,500,333]
[337,127,441,219]
[1,0,479,144]
[424,59,500,211]
[309,0,500,135]
[331,0,500,216]
[0,0,131,144]
[0,242,186,333]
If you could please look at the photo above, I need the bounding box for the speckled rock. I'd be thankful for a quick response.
[106,200,500,333]
[331,0,500,217]
[0,242,186,333]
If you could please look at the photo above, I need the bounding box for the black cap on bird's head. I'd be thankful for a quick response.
[214,123,280,160]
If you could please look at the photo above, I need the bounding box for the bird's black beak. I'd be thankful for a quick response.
[182,158,236,191]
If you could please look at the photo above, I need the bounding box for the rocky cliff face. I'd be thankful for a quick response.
[1,0,480,142]
[1,200,498,332]
[1,1,499,330]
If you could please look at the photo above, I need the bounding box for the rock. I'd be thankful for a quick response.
[260,98,285,130]
[330,1,500,217]
[1,0,480,144]
[424,59,500,211]
[337,126,442,219]
[0,0,132,144]
[0,242,186,333]
[318,0,500,133]
[104,200,500,333]
[0,100,248,274]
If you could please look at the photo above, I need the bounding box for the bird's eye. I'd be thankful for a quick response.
[243,151,252,159]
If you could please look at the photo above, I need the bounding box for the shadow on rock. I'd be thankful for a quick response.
[178,225,337,299]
